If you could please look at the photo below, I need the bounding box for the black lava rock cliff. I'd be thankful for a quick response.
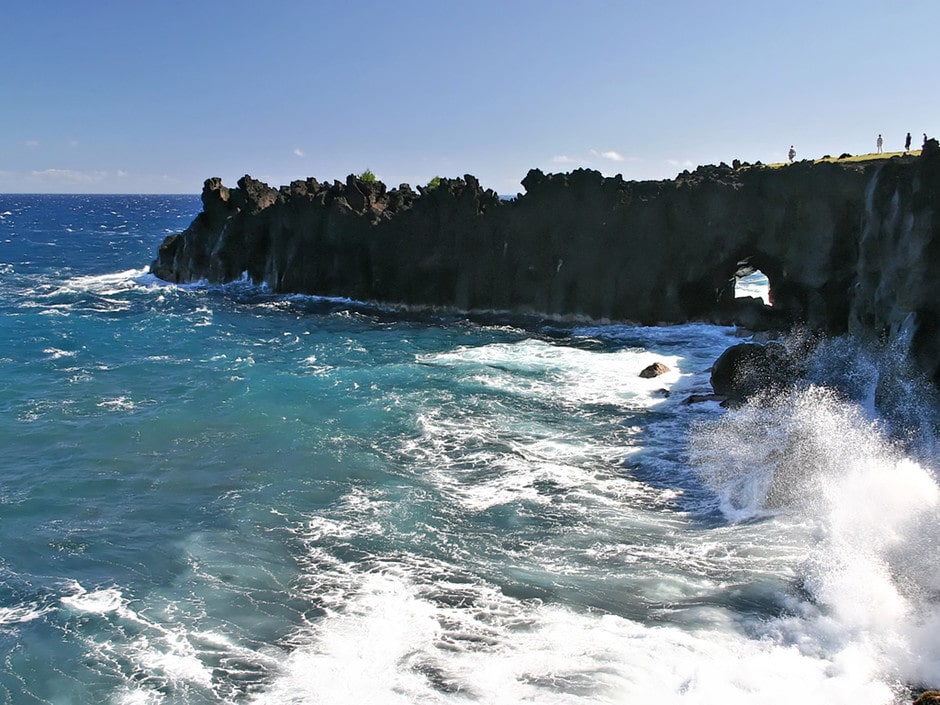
[152,144,940,381]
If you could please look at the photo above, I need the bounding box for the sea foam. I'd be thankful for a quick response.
[691,379,940,692]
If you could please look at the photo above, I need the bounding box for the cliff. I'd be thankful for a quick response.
[151,145,940,381]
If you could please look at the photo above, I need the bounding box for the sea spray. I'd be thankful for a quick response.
[804,333,940,458]
[690,338,940,693]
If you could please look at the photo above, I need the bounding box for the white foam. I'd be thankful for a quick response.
[128,631,215,689]
[55,268,152,297]
[60,583,125,614]
[250,573,441,704]
[262,446,913,701]
[60,579,283,702]
[404,337,705,519]
[0,603,50,625]
[418,338,684,410]
[691,384,940,690]
[95,396,140,411]
[43,347,78,359]
[104,626,268,705]
[248,559,901,704]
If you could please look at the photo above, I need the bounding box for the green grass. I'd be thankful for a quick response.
[815,150,921,164]
[763,150,922,169]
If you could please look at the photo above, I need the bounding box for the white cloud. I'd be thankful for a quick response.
[117,169,127,178]
[590,149,624,161]
[551,155,576,164]
[293,148,305,157]
[24,140,40,147]
[30,168,107,185]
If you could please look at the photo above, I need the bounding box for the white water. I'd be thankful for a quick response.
[237,333,939,703]
[692,383,940,701]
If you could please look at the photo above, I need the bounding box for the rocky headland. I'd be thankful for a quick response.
[152,143,940,383]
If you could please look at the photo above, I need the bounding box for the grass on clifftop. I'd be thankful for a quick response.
[764,150,922,169]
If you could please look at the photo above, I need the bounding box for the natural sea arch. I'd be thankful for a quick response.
[716,255,791,330]
[735,268,771,306]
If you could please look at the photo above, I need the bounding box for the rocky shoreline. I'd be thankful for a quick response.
[151,143,940,383]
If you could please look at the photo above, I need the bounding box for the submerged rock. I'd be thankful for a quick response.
[681,393,726,405]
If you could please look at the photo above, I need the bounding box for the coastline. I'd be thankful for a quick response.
[151,144,940,383]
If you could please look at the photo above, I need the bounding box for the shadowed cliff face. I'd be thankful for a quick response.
[852,143,940,381]
[152,148,940,379]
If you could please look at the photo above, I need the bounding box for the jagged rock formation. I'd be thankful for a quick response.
[152,145,940,381]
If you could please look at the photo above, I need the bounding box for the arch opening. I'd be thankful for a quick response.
[707,254,794,329]
[734,263,772,307]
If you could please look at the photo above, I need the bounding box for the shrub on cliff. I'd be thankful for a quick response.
[358,169,377,184]
[427,175,442,190]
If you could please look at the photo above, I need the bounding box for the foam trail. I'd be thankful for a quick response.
[0,603,51,625]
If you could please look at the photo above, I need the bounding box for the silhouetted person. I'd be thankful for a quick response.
[788,145,796,162]
[876,134,883,153]
[905,132,912,152]
[924,133,929,149]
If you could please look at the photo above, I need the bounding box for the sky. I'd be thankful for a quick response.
[2,0,938,195]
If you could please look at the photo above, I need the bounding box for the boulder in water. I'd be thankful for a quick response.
[639,361,670,378]
[710,342,796,401]
[914,692,940,705]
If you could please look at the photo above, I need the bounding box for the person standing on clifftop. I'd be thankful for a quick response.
[877,134,884,153]
[924,133,929,149]
[788,146,796,162]
[905,132,912,152]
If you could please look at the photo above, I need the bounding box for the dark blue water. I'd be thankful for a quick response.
[0,195,937,704]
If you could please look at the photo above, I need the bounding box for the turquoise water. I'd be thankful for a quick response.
[0,195,938,704]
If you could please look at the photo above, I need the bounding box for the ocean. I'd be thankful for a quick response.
[0,194,938,704]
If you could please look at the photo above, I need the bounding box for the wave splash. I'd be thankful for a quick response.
[691,339,940,694]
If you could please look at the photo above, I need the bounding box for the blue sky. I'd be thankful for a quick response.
[2,0,937,194]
